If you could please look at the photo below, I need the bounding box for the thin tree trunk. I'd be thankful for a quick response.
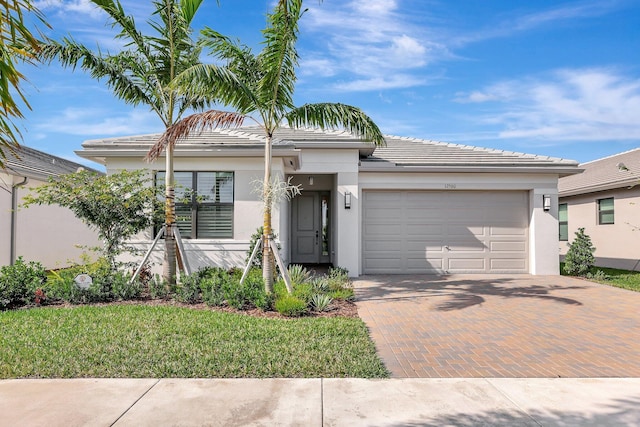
[163,145,177,285]
[262,135,274,293]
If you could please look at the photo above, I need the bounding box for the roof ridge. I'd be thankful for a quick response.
[579,147,640,166]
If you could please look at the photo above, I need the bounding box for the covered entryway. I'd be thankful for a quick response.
[362,191,528,274]
[291,190,332,264]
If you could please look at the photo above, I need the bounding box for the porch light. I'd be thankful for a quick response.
[543,194,551,212]
[344,191,352,209]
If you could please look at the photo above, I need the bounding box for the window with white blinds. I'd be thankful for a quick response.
[156,171,234,239]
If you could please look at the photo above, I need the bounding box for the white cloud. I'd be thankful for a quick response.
[35,0,103,18]
[36,107,161,136]
[301,0,441,92]
[456,68,640,142]
[334,75,428,92]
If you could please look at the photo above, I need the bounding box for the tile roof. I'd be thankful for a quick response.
[80,126,579,173]
[3,145,101,180]
[362,135,577,167]
[559,148,640,196]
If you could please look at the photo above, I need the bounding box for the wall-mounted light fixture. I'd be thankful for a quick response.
[344,191,352,209]
[543,194,551,212]
[308,176,314,186]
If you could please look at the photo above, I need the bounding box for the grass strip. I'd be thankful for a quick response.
[0,305,388,379]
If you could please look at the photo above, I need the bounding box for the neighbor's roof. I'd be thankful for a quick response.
[559,148,640,197]
[78,126,580,175]
[3,145,101,181]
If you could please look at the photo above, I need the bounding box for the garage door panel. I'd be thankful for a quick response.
[364,239,403,252]
[363,191,528,274]
[447,241,487,252]
[490,241,527,252]
[447,225,486,237]
[365,223,402,235]
[447,258,486,271]
[490,226,527,236]
[407,258,443,270]
[406,240,444,252]
[490,258,527,270]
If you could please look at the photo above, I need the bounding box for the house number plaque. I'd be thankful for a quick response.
[444,184,457,189]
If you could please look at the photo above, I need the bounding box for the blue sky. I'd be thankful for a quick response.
[20,0,640,168]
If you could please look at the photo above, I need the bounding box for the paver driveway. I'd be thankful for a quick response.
[354,275,640,378]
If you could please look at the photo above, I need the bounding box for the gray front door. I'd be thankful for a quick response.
[291,192,331,264]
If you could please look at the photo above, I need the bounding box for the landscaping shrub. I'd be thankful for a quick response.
[564,228,596,276]
[310,293,332,312]
[274,294,308,317]
[0,257,46,309]
[200,275,225,307]
[288,264,311,285]
[175,274,201,303]
[149,274,170,299]
[45,257,136,304]
[292,282,314,303]
[109,270,141,301]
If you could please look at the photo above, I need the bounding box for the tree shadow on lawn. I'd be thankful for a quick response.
[353,276,586,311]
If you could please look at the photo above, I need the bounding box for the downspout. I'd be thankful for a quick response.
[10,176,28,265]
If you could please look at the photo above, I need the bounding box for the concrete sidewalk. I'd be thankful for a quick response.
[2,378,639,426]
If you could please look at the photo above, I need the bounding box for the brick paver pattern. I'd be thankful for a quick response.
[354,275,640,378]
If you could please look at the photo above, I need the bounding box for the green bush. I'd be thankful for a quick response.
[326,266,351,291]
[310,293,332,312]
[200,275,226,307]
[175,274,201,303]
[45,258,136,304]
[149,274,170,299]
[110,271,142,301]
[564,228,596,276]
[288,264,311,285]
[274,294,308,317]
[330,288,355,301]
[292,282,314,303]
[0,257,46,309]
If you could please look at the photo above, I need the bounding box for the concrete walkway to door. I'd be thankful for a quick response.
[353,275,640,378]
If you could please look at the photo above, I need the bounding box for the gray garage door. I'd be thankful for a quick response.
[362,191,529,274]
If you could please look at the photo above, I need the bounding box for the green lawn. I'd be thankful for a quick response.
[560,263,640,292]
[0,305,388,379]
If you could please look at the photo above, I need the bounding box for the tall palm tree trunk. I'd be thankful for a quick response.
[262,135,274,293]
[164,145,177,284]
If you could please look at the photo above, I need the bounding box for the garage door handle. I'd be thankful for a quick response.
[445,245,451,251]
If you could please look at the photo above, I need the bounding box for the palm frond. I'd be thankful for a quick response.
[285,103,386,146]
[257,0,304,123]
[172,63,258,114]
[146,110,246,161]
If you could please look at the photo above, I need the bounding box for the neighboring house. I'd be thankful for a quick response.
[0,146,102,268]
[559,148,640,271]
[77,127,580,276]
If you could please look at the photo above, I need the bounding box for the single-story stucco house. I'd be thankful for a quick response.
[559,148,640,271]
[0,145,101,268]
[77,127,580,276]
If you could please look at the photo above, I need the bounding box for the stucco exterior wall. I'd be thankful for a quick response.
[105,156,275,273]
[0,172,101,269]
[559,187,640,271]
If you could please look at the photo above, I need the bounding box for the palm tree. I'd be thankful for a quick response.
[39,0,214,283]
[147,0,386,292]
[0,0,46,167]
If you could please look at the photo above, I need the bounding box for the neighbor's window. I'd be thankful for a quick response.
[559,203,568,241]
[597,197,614,225]
[156,171,234,238]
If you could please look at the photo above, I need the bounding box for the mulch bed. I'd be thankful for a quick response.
[31,296,359,319]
